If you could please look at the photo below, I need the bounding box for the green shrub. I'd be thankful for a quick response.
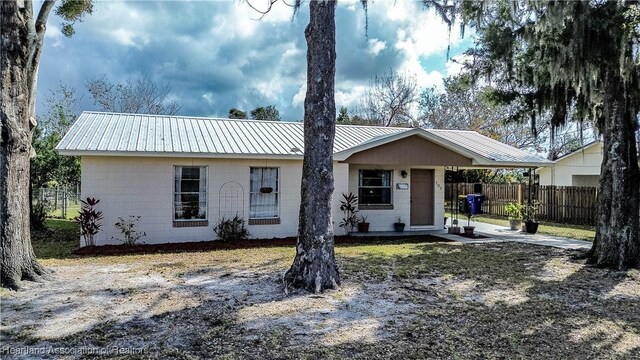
[112,215,146,246]
[30,201,48,230]
[214,215,249,241]
[504,202,523,220]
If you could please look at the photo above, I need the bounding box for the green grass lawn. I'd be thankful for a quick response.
[31,219,79,259]
[6,235,638,359]
[46,203,81,220]
[474,214,596,241]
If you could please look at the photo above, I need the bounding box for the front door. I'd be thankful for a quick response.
[410,169,434,226]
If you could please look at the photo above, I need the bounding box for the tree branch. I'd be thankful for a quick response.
[35,0,56,38]
[245,0,278,20]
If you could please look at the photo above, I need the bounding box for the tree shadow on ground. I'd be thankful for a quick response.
[1,241,638,359]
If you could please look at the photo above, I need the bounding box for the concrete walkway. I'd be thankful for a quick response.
[351,221,592,250]
[436,221,592,250]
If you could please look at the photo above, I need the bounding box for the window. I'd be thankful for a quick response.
[174,166,207,221]
[250,167,279,220]
[359,170,392,205]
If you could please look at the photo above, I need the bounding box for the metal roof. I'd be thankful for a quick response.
[56,112,553,167]
[425,129,554,167]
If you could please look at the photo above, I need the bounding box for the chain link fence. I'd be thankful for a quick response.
[36,184,81,219]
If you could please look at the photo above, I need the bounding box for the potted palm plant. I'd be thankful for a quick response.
[504,202,523,231]
[463,208,475,236]
[448,218,461,234]
[394,217,405,232]
[523,201,540,234]
[357,215,370,233]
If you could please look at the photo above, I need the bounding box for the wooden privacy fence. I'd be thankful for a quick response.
[445,183,597,226]
[536,185,597,226]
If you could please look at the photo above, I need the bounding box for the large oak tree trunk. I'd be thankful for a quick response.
[1,0,52,289]
[284,0,340,293]
[589,75,640,269]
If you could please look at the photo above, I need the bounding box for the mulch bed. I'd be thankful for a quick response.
[74,234,445,257]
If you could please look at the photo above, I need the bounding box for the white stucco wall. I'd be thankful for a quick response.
[80,156,444,246]
[538,143,603,186]
[81,156,351,246]
[346,165,445,233]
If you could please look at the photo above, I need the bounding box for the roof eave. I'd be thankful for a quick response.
[56,150,305,160]
[334,128,490,163]
[472,160,555,168]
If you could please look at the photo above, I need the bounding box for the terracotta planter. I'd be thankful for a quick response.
[358,222,370,233]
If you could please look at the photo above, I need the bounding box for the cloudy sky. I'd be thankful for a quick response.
[37,0,472,121]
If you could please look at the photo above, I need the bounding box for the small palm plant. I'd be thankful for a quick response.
[339,192,359,234]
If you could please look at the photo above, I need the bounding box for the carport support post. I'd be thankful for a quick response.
[528,168,531,207]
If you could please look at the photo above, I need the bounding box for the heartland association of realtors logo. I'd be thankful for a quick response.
[1,346,145,356]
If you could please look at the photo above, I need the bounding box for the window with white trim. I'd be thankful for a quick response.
[359,169,392,205]
[249,167,279,219]
[174,166,207,220]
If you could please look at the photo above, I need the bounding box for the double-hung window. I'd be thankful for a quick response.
[249,167,279,224]
[359,169,392,208]
[174,166,207,224]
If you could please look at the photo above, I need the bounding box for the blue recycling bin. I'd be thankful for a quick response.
[466,194,484,215]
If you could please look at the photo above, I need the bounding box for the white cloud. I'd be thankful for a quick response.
[110,28,149,48]
[253,78,284,101]
[336,84,367,109]
[293,82,368,113]
[367,38,386,56]
[445,54,472,77]
[202,93,214,105]
[338,0,361,10]
[37,1,471,121]
[292,84,306,108]
[385,1,410,21]
[44,24,63,48]
[383,2,463,59]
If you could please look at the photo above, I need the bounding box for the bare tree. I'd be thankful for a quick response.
[87,74,181,115]
[1,0,93,289]
[359,69,419,127]
[419,75,548,151]
[547,122,596,160]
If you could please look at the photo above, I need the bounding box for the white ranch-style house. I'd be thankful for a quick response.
[56,112,553,246]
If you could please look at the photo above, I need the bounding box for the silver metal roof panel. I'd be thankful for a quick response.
[56,111,552,167]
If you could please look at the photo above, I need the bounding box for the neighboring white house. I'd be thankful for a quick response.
[537,141,602,187]
[56,112,553,246]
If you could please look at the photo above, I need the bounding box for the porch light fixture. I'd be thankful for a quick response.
[401,170,408,178]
